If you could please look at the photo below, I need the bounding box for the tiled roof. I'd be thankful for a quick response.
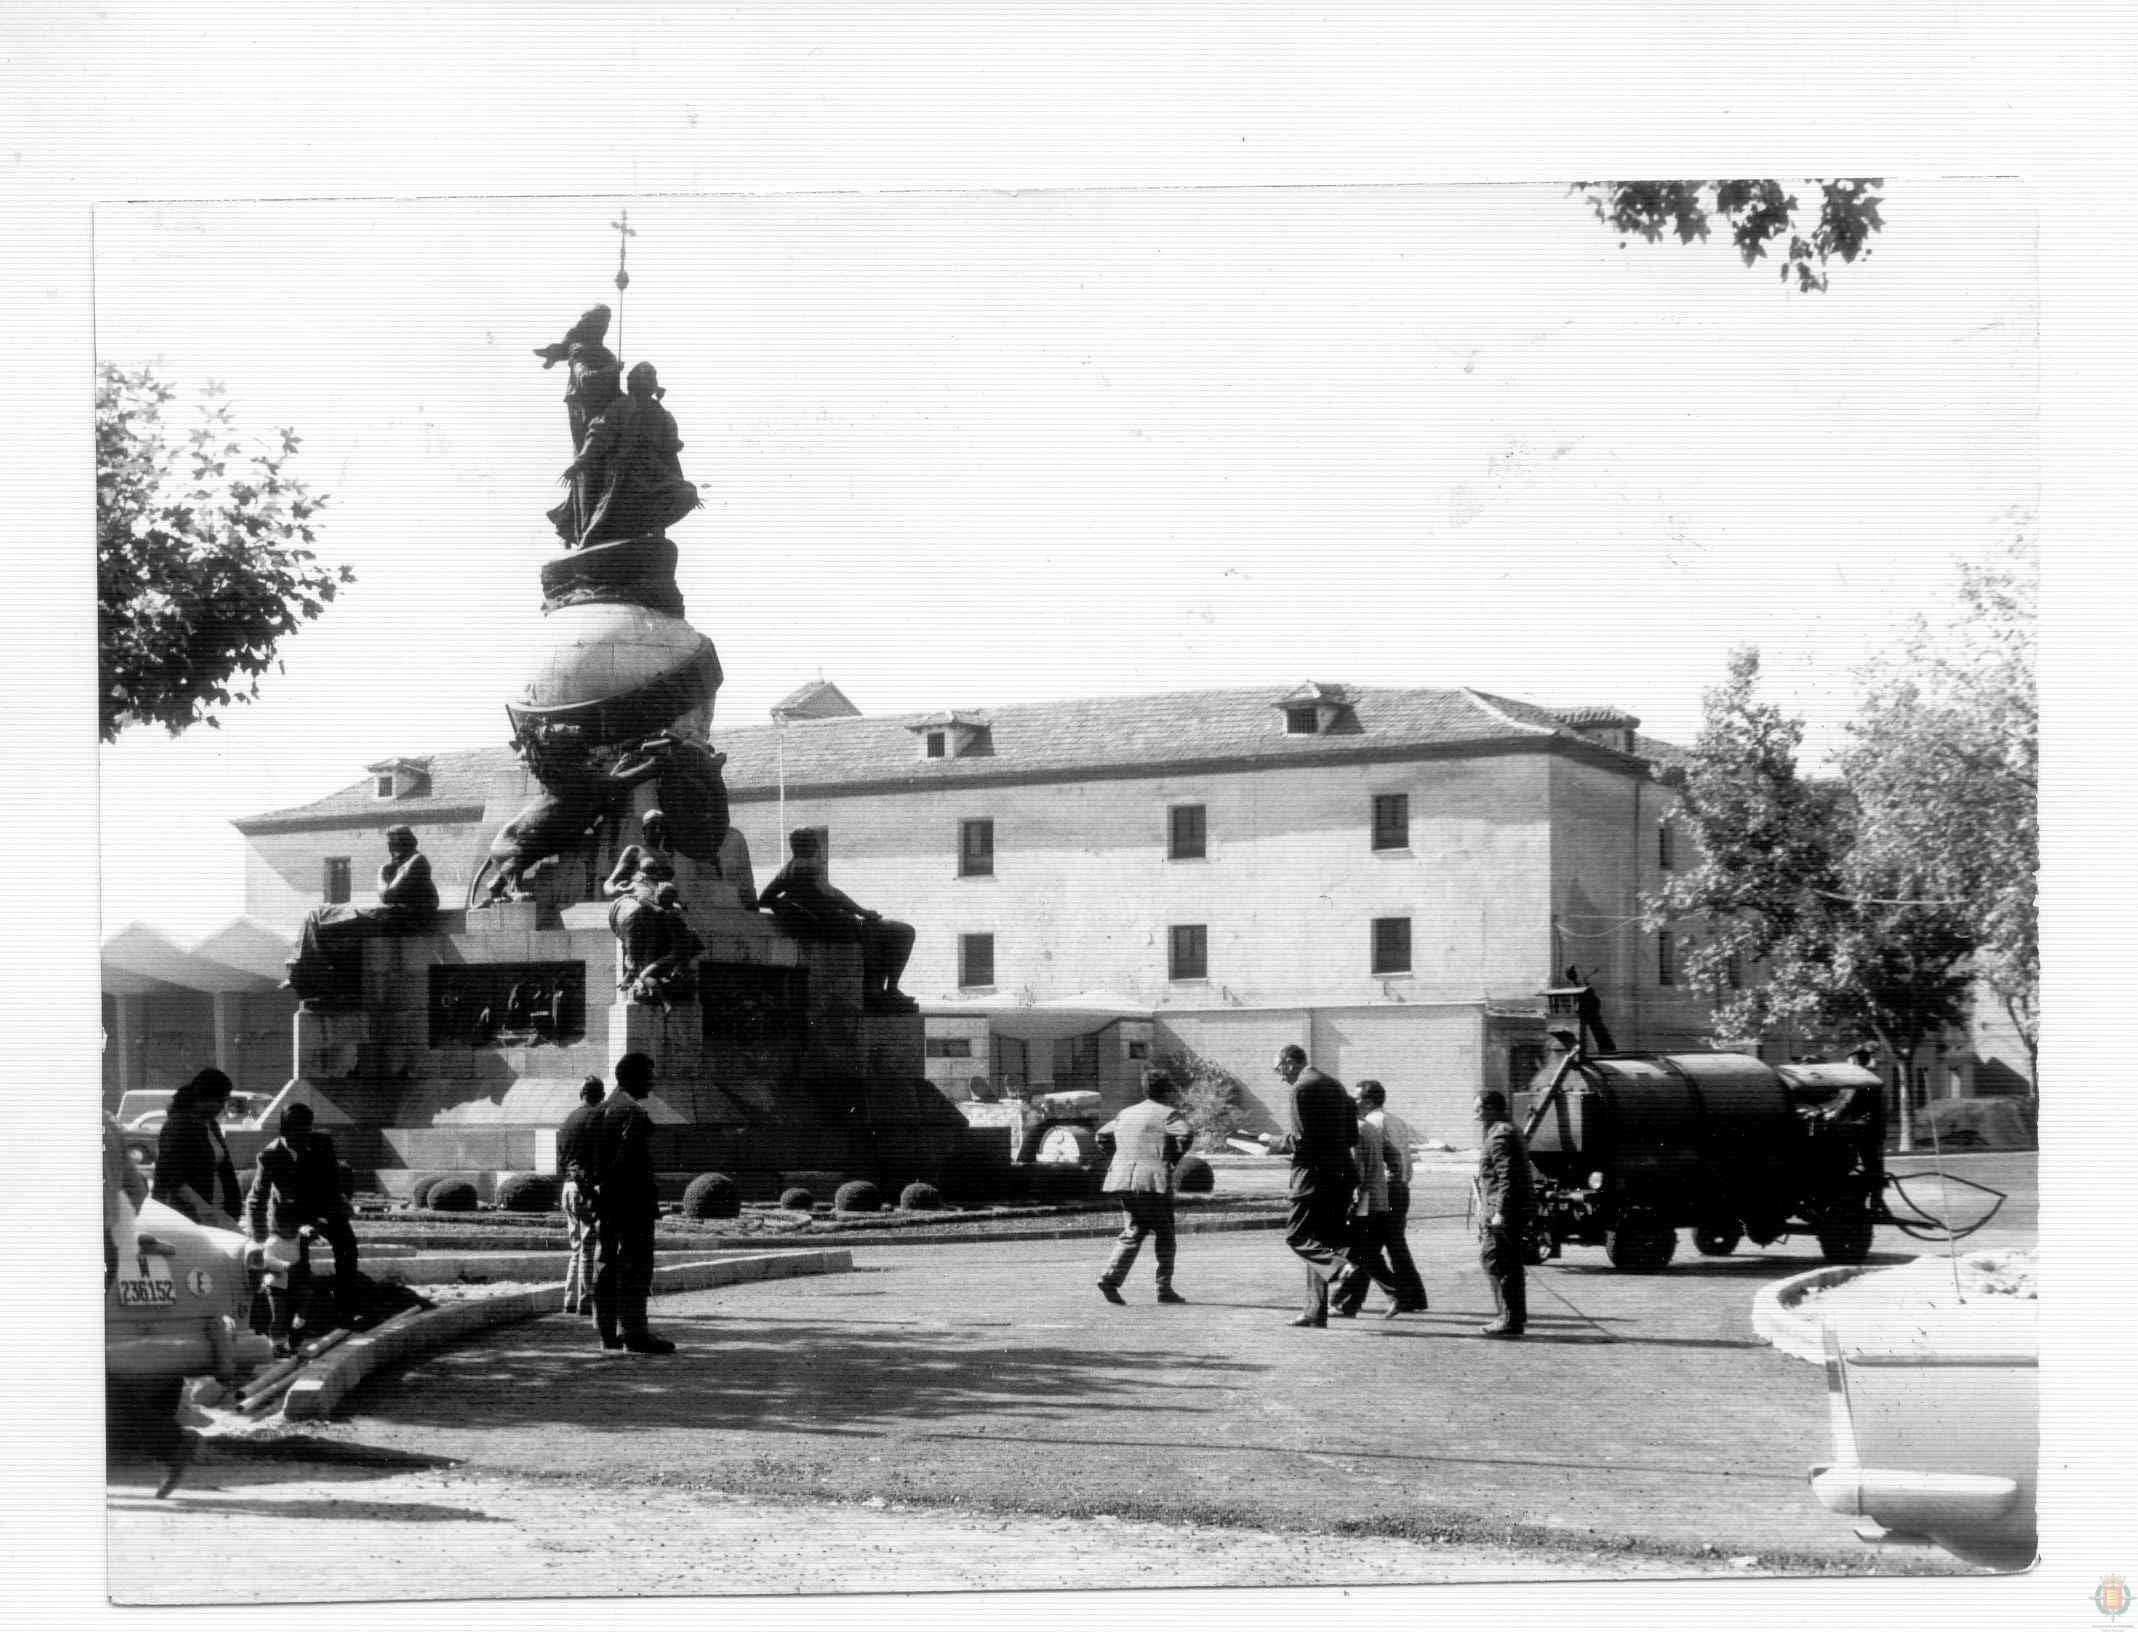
[237,683,1679,828]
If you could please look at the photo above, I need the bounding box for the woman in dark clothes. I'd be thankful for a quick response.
[151,1068,242,1227]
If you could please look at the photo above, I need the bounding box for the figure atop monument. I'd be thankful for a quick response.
[536,304,625,547]
[563,361,702,549]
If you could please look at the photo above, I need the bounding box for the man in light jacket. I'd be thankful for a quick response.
[1094,1068,1193,1305]
[1334,1080,1429,1319]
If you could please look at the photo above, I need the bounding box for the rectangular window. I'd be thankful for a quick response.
[374,773,395,799]
[1125,1040,1150,1061]
[925,1036,975,1059]
[1724,948,1743,990]
[1167,803,1207,860]
[925,731,946,759]
[959,933,995,989]
[322,856,351,904]
[1168,924,1208,981]
[1370,916,1412,975]
[1658,818,1675,870]
[959,818,994,877]
[1284,705,1319,735]
[1372,793,1410,851]
[1658,930,1677,987]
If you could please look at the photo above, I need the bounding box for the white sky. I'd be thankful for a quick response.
[10,4,2134,1627]
[93,177,2037,938]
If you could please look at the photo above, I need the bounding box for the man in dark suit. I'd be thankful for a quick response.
[1258,1044,1362,1328]
[588,1053,675,1355]
[1335,1080,1428,1319]
[554,1076,605,1316]
[1474,1089,1535,1339]
[245,1102,361,1334]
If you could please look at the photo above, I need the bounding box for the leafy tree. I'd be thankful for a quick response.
[1841,529,2039,1088]
[1573,179,1884,292]
[1152,1045,1251,1152]
[1649,647,1979,1148]
[97,362,350,741]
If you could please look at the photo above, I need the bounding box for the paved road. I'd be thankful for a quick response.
[104,1155,2035,1599]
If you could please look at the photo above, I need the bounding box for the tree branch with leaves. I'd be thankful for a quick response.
[96,362,352,741]
[1573,179,1884,292]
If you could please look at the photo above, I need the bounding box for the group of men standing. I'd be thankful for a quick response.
[553,1053,675,1355]
[1087,1045,1534,1339]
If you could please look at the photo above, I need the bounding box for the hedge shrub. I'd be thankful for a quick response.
[779,1187,816,1211]
[1173,1155,1215,1194]
[834,1180,881,1214]
[427,1177,479,1213]
[898,1181,945,1211]
[496,1172,559,1213]
[409,1174,448,1208]
[681,1172,742,1220]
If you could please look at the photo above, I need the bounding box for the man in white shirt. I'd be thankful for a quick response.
[1335,1079,1429,1319]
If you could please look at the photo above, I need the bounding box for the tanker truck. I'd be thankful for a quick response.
[1517,1038,1886,1274]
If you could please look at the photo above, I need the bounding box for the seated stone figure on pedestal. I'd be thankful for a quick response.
[754,828,918,1015]
[285,826,438,1004]
[603,812,702,1005]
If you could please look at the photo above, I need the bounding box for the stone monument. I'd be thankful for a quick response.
[277,271,966,1202]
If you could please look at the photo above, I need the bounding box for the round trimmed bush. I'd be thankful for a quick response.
[898,1181,945,1211]
[496,1172,559,1213]
[834,1180,882,1214]
[427,1177,479,1213]
[681,1172,742,1220]
[1173,1155,1215,1194]
[779,1187,816,1212]
[408,1173,448,1208]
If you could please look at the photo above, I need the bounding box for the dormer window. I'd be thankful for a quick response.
[365,757,431,801]
[908,711,993,761]
[1272,681,1353,737]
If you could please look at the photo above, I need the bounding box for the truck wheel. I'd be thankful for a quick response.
[1035,1124,1097,1165]
[1693,1224,1742,1258]
[1816,1216,1876,1264]
[1604,1221,1678,1273]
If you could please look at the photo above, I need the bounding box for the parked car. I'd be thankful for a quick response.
[106,1192,274,1459]
[114,1088,272,1171]
[1809,1304,2038,1569]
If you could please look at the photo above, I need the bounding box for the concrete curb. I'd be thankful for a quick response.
[281,1249,852,1420]
[1749,1262,1886,1363]
[364,1247,744,1285]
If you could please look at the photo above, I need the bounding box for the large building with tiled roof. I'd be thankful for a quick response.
[201,679,1717,1138]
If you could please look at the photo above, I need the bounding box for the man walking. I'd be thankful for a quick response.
[555,1075,605,1315]
[1258,1045,1361,1328]
[1094,1068,1193,1305]
[1474,1089,1535,1339]
[1336,1080,1428,1318]
[588,1054,675,1355]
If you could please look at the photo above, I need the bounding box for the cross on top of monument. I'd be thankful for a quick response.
[611,209,635,293]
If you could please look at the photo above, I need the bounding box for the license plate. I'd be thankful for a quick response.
[116,1257,176,1307]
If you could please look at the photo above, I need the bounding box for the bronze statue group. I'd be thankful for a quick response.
[1093,1045,1533,1338]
